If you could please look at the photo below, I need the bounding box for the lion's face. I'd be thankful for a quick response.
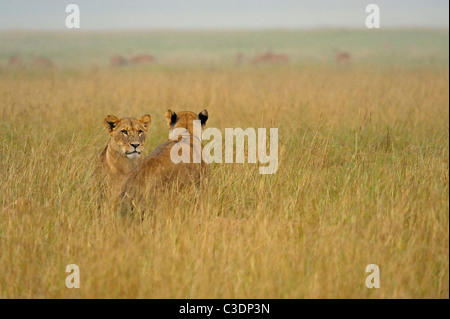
[104,115,152,159]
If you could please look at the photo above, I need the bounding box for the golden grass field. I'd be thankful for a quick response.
[0,30,448,298]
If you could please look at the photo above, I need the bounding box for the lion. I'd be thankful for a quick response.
[121,109,208,212]
[97,114,152,198]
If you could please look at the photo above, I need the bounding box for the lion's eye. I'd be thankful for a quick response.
[121,130,128,135]
[138,130,143,135]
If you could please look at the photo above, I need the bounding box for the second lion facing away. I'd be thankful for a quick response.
[120,109,209,212]
[98,114,152,198]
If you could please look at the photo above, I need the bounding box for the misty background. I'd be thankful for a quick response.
[0,0,448,31]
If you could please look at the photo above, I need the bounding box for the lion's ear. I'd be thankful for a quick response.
[198,109,208,126]
[140,114,152,131]
[165,109,177,127]
[104,115,120,133]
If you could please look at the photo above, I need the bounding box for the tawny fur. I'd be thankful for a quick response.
[121,109,208,210]
[97,114,151,198]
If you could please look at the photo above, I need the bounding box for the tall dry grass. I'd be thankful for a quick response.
[0,63,448,298]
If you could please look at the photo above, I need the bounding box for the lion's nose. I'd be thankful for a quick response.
[130,142,140,149]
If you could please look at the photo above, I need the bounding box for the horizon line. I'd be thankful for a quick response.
[1,26,449,33]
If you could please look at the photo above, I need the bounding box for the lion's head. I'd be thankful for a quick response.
[165,109,208,139]
[104,114,152,159]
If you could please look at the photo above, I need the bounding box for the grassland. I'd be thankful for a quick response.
[0,30,448,298]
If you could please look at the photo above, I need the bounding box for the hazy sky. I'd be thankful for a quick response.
[0,0,448,30]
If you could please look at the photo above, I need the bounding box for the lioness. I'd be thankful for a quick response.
[98,114,152,198]
[121,109,208,210]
